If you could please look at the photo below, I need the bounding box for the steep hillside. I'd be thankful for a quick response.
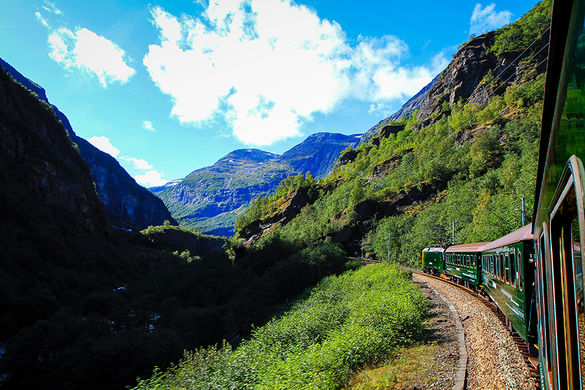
[0,69,106,233]
[281,132,361,178]
[157,133,359,236]
[360,74,439,144]
[0,64,354,390]
[0,57,175,229]
[234,0,551,265]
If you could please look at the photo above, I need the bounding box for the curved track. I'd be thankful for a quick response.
[412,269,540,389]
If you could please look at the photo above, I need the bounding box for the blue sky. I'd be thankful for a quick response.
[0,0,540,186]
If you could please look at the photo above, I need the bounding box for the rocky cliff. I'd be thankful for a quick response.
[280,132,361,179]
[0,57,175,230]
[0,68,106,233]
[361,9,549,141]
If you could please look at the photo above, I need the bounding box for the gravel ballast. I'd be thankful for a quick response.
[413,273,537,389]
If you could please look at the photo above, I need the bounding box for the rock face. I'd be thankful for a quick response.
[360,75,439,144]
[0,67,106,233]
[361,26,548,141]
[280,132,361,179]
[238,186,319,245]
[74,137,176,229]
[156,133,359,236]
[0,57,175,230]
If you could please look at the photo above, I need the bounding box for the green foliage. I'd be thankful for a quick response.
[490,0,552,56]
[133,264,427,390]
[235,172,319,232]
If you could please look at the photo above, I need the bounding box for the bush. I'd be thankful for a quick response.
[133,264,427,389]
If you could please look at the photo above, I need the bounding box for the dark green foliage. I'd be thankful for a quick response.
[235,47,545,269]
[0,69,351,389]
[490,0,552,56]
[133,264,427,390]
[234,172,318,232]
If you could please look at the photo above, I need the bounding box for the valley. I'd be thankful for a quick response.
[0,1,554,389]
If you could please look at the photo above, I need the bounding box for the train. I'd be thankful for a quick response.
[422,0,585,388]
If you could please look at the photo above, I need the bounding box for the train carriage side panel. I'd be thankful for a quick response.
[481,224,535,343]
[422,247,445,275]
[445,242,487,287]
[533,0,585,387]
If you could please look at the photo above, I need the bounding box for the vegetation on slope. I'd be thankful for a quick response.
[133,264,426,390]
[0,69,353,390]
[234,1,549,267]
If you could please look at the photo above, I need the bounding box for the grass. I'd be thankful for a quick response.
[346,343,443,389]
[132,264,428,390]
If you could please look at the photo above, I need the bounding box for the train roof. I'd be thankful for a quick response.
[445,242,489,253]
[482,224,533,251]
[422,247,446,252]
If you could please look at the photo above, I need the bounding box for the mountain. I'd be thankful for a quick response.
[156,133,359,236]
[0,57,175,230]
[281,132,362,178]
[149,179,181,194]
[234,0,551,259]
[156,149,297,236]
[1,61,334,390]
[359,74,439,144]
[0,67,107,234]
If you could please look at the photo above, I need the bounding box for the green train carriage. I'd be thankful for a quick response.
[481,224,537,344]
[422,247,446,275]
[445,242,487,288]
[532,0,585,387]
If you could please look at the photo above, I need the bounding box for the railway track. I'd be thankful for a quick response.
[411,268,541,389]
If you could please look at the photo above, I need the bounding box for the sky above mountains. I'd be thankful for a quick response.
[0,0,539,186]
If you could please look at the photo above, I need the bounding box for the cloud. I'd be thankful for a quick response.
[143,120,156,132]
[35,12,49,27]
[133,170,168,187]
[87,136,120,157]
[144,1,447,146]
[43,25,135,87]
[119,156,154,170]
[42,0,63,15]
[470,3,512,36]
[87,136,167,187]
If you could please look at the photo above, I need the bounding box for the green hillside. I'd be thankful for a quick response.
[235,0,550,267]
[132,1,551,388]
[133,264,426,390]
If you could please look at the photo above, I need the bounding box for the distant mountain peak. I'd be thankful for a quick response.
[220,148,279,163]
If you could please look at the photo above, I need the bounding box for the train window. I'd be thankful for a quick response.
[505,253,510,284]
[510,251,516,287]
[572,219,585,386]
[538,229,553,385]
[549,169,585,388]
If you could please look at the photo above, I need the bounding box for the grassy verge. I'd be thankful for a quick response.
[132,264,427,389]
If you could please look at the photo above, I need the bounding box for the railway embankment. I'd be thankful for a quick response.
[414,273,537,389]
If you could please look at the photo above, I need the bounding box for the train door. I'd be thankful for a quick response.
[537,223,554,388]
[549,157,585,389]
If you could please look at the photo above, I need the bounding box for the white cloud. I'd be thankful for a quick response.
[143,120,156,132]
[87,136,167,187]
[87,136,120,157]
[133,170,168,187]
[35,12,49,27]
[144,1,447,146]
[119,156,154,170]
[42,0,62,15]
[470,3,512,36]
[46,26,135,87]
